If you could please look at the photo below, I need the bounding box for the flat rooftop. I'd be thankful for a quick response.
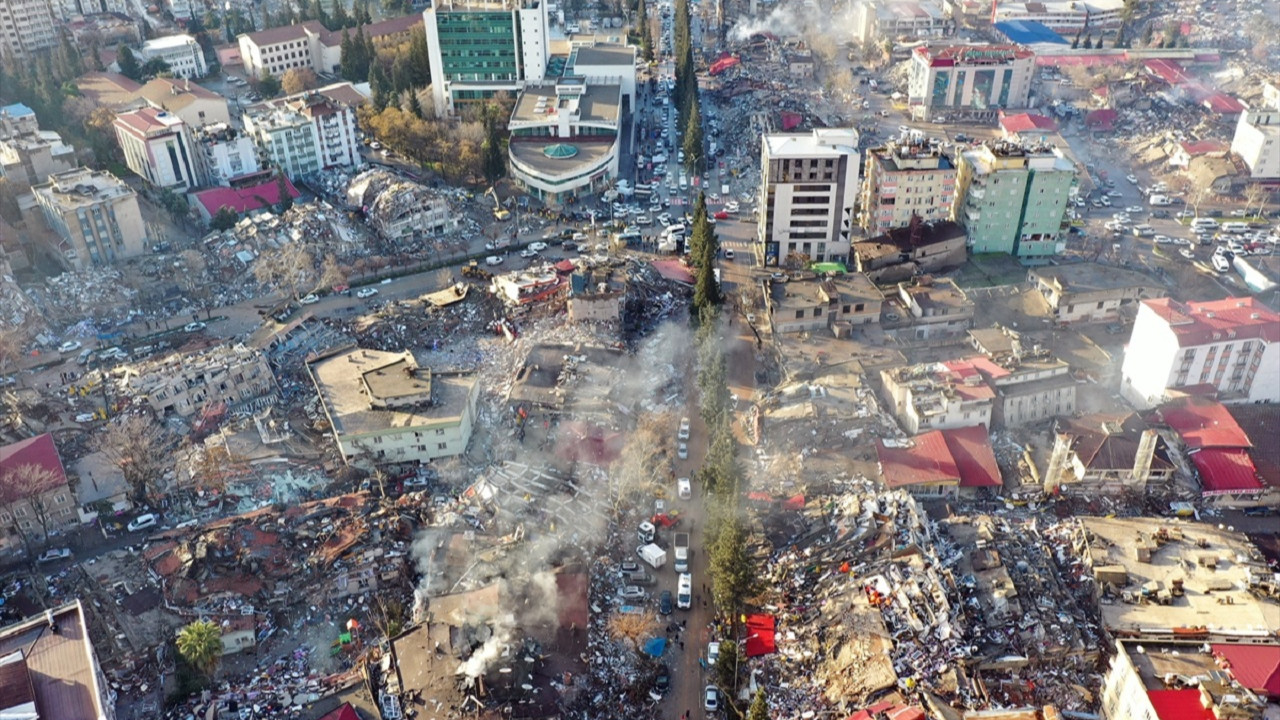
[1028,263,1164,294]
[1078,517,1280,638]
[570,43,634,67]
[309,347,476,436]
[764,128,860,158]
[0,601,108,720]
[509,137,616,179]
[511,82,621,126]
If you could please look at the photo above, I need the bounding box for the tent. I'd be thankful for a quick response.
[743,614,777,657]
[643,637,668,657]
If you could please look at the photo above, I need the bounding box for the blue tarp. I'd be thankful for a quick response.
[643,637,667,657]
[994,20,1068,45]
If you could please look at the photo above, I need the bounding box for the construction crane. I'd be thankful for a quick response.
[487,186,510,221]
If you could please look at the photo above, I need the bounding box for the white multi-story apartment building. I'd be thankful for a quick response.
[31,167,147,268]
[1120,297,1280,409]
[756,128,860,267]
[0,0,57,59]
[907,44,1035,122]
[850,0,952,44]
[990,0,1125,32]
[242,83,363,179]
[114,106,206,191]
[1230,84,1280,180]
[861,140,957,235]
[237,14,423,79]
[195,123,260,185]
[51,0,128,19]
[0,102,76,187]
[137,34,207,78]
[425,0,550,116]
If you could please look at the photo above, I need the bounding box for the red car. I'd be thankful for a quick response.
[714,211,730,220]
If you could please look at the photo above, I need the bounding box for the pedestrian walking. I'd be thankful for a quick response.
[679,640,685,650]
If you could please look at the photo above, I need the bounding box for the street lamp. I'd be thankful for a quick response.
[732,633,760,697]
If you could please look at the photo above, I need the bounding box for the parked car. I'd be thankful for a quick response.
[356,287,379,298]
[659,590,674,615]
[485,256,504,266]
[677,477,692,500]
[58,340,82,353]
[617,585,646,600]
[299,294,320,305]
[519,249,539,259]
[678,417,690,440]
[127,513,158,532]
[529,242,548,251]
[677,442,688,460]
[183,322,206,332]
[707,641,721,665]
[704,686,720,712]
[38,548,72,563]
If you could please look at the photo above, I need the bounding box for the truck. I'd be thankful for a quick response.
[637,543,667,569]
[673,533,690,573]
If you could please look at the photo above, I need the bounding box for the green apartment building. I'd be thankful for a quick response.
[424,0,550,116]
[953,142,1076,262]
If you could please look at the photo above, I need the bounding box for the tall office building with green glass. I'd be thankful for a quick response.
[425,0,549,116]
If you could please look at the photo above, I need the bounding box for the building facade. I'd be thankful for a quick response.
[346,168,457,239]
[766,271,884,334]
[881,361,995,434]
[850,0,952,44]
[114,107,206,191]
[195,123,261,185]
[861,141,957,236]
[1027,264,1166,324]
[31,167,147,268]
[0,0,59,60]
[242,83,363,179]
[953,141,1075,261]
[1230,106,1280,180]
[425,0,550,116]
[138,34,208,78]
[1120,297,1280,409]
[308,347,480,467]
[238,21,336,79]
[756,128,860,267]
[0,103,76,187]
[907,45,1035,122]
[1042,413,1174,495]
[990,0,1125,31]
[125,344,278,418]
[0,434,78,557]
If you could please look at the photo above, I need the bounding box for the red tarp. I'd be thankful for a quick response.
[782,494,805,510]
[780,111,803,131]
[1193,448,1263,495]
[709,55,741,75]
[743,614,777,657]
[1147,689,1216,720]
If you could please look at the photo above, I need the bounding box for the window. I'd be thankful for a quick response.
[437,442,448,450]
[435,428,446,435]
[795,310,804,319]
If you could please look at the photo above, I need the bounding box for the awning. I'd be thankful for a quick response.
[743,614,776,657]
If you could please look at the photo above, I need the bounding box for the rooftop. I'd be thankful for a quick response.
[141,33,199,50]
[901,277,971,312]
[308,347,476,437]
[1078,516,1280,638]
[876,426,1002,488]
[1222,405,1280,488]
[999,111,1058,133]
[34,167,135,207]
[1057,413,1174,473]
[510,81,621,126]
[0,601,110,720]
[114,106,185,136]
[916,44,1035,65]
[195,175,300,216]
[771,272,883,313]
[764,128,860,158]
[855,220,967,260]
[1158,396,1251,449]
[569,43,635,67]
[0,433,68,496]
[73,71,143,108]
[1140,297,1280,347]
[136,76,226,107]
[1029,263,1164,294]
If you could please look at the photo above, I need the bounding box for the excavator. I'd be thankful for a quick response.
[487,187,510,221]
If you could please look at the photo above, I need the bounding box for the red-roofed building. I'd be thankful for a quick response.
[193,175,300,222]
[0,434,78,555]
[1043,413,1176,495]
[1211,644,1280,698]
[1121,297,1280,408]
[1158,396,1251,449]
[113,106,207,192]
[908,45,1035,121]
[876,426,1002,497]
[317,704,363,720]
[1191,448,1262,498]
[1145,689,1216,720]
[1169,139,1229,168]
[1085,108,1118,132]
[998,111,1057,140]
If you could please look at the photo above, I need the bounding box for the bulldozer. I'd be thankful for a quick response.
[461,260,493,281]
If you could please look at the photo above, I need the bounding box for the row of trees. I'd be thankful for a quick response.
[268,0,374,34]
[672,0,704,175]
[357,102,507,184]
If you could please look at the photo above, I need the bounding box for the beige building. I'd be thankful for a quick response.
[0,0,59,60]
[884,276,973,341]
[766,271,884,334]
[851,219,967,285]
[134,77,232,128]
[567,268,625,322]
[861,141,957,235]
[881,359,995,435]
[122,344,278,418]
[0,434,79,557]
[1028,264,1167,324]
[308,347,480,467]
[31,167,147,269]
[0,601,117,720]
[0,104,76,187]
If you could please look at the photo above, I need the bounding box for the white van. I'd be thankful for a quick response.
[1221,222,1249,233]
[677,573,692,609]
[1191,218,1218,228]
[127,513,158,532]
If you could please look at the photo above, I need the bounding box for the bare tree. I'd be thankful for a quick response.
[0,462,65,554]
[611,410,675,511]
[607,609,658,651]
[318,253,348,291]
[96,414,169,505]
[281,67,319,96]
[253,243,316,301]
[1243,184,1266,218]
[0,324,26,378]
[1190,187,1208,219]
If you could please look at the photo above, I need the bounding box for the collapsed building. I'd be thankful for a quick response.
[346,168,458,241]
[1042,413,1176,496]
[120,343,279,419]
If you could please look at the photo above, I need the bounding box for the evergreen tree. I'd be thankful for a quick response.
[747,689,769,720]
[391,54,411,94]
[356,0,372,25]
[408,30,431,87]
[257,71,281,97]
[1141,22,1154,46]
[481,103,506,183]
[332,1,351,28]
[310,0,327,27]
[369,63,391,111]
[118,44,142,81]
[683,96,703,174]
[1082,34,1093,48]
[407,90,425,119]
[637,0,653,63]
[90,40,104,71]
[339,29,356,80]
[1071,33,1080,49]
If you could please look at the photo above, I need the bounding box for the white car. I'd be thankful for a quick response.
[299,294,320,305]
[74,412,97,423]
[1153,235,1173,244]
[677,477,692,500]
[37,548,72,563]
[183,322,206,332]
[127,513,158,532]
[1126,206,1144,214]
[485,256,504,266]
[678,417,690,440]
[529,242,548,251]
[704,686,719,712]
[356,287,379,298]
[1179,248,1195,259]
[707,641,721,665]
[654,498,666,515]
[1126,174,1138,183]
[58,340,82,353]
[519,249,539,259]
[677,442,688,460]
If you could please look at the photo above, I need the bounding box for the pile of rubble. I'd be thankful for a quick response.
[26,268,138,330]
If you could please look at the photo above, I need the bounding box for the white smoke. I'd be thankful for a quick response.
[729,7,800,41]
[456,622,513,679]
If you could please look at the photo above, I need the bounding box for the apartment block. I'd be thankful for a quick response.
[0,601,117,720]
[0,103,76,187]
[194,123,260,185]
[242,83,364,179]
[953,141,1076,262]
[137,34,207,78]
[756,128,860,266]
[0,0,59,60]
[861,141,956,236]
[31,167,147,269]
[765,271,884,334]
[114,107,207,191]
[308,347,480,467]
[907,45,1035,122]
[1231,104,1280,180]
[850,0,952,44]
[237,14,423,79]
[425,0,550,116]
[124,343,278,418]
[346,168,456,239]
[881,360,995,434]
[1120,297,1280,409]
[0,434,78,556]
